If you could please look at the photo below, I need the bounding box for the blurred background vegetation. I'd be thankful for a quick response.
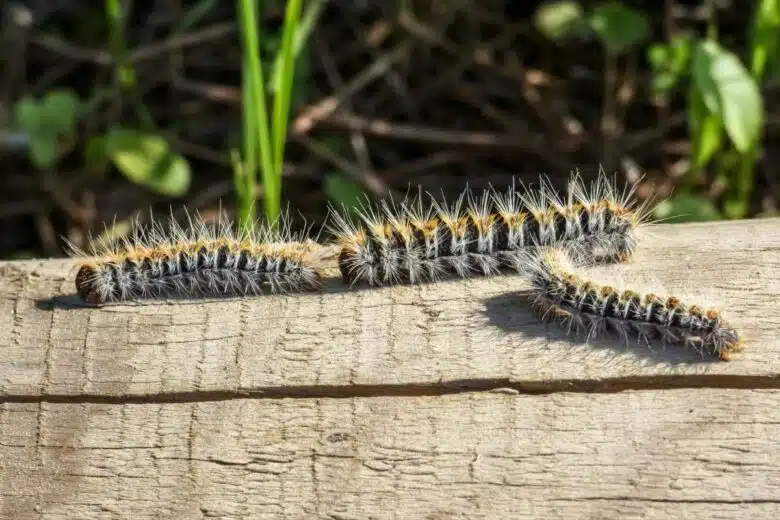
[0,0,778,259]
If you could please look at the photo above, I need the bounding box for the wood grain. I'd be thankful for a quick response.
[1,218,779,519]
[2,389,779,519]
[1,219,778,399]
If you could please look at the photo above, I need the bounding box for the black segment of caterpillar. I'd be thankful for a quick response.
[522,247,743,361]
[69,211,322,304]
[329,172,655,287]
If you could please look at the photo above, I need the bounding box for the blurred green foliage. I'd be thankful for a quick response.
[536,1,650,54]
[5,0,779,230]
[95,128,192,196]
[536,0,780,222]
[325,172,366,216]
[7,0,320,231]
[14,90,80,169]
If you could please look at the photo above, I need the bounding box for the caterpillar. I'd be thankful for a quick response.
[329,172,656,287]
[68,210,322,305]
[521,246,743,361]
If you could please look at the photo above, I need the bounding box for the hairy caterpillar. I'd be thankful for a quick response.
[68,210,322,305]
[330,172,656,287]
[521,246,743,361]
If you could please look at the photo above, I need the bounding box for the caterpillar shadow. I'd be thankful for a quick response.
[36,287,339,311]
[36,267,498,311]
[481,290,723,368]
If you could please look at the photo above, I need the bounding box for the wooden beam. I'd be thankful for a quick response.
[2,390,779,519]
[0,219,777,398]
[1,218,778,518]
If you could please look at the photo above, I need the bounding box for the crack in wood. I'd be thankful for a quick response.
[2,374,780,404]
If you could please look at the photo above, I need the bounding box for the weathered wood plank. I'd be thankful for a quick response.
[1,218,778,397]
[2,389,779,519]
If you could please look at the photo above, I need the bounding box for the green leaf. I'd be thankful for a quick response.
[750,0,780,79]
[695,113,723,167]
[14,96,40,134]
[689,84,723,167]
[534,1,587,42]
[648,43,676,94]
[14,90,81,139]
[95,218,135,247]
[648,34,693,94]
[588,2,650,55]
[104,129,191,196]
[41,90,80,136]
[691,42,722,114]
[85,135,110,174]
[647,43,668,69]
[692,40,763,152]
[651,72,680,94]
[669,33,694,65]
[653,193,722,223]
[325,173,365,214]
[29,136,58,169]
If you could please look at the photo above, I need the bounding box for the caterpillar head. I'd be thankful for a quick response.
[75,263,107,305]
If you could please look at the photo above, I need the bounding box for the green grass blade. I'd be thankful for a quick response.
[237,0,276,223]
[270,0,304,208]
[269,0,326,94]
[237,63,258,225]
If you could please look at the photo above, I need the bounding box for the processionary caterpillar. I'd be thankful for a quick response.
[330,172,656,286]
[521,246,743,361]
[69,210,322,305]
